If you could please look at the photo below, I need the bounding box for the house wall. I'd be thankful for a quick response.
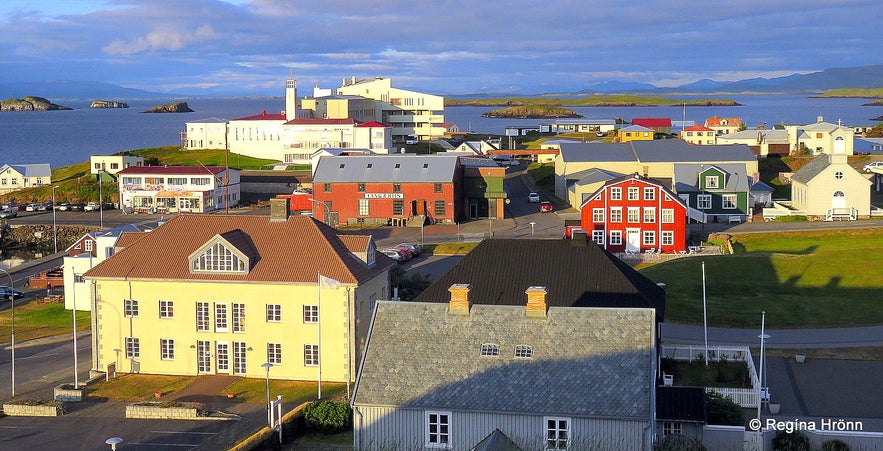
[227,119,286,159]
[90,156,145,175]
[620,130,654,142]
[681,130,717,145]
[118,169,241,213]
[184,122,228,150]
[313,179,461,225]
[336,77,446,141]
[352,406,653,451]
[0,167,50,194]
[792,165,871,217]
[90,278,374,382]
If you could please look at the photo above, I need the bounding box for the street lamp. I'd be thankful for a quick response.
[1,268,14,397]
[52,185,59,253]
[529,221,536,236]
[98,170,104,229]
[757,311,770,424]
[105,437,123,451]
[72,273,79,388]
[261,362,273,426]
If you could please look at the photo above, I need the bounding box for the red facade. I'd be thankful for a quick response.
[312,179,461,227]
[579,175,687,253]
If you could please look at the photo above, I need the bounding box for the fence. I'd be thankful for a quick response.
[661,344,761,408]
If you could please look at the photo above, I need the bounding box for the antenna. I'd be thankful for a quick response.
[194,158,229,214]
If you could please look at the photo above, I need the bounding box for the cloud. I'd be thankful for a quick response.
[103,24,218,55]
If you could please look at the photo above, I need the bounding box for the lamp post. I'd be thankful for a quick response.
[1,268,14,397]
[105,437,123,451]
[52,185,59,253]
[529,221,536,236]
[98,170,104,229]
[72,273,79,388]
[757,311,770,424]
[261,362,273,426]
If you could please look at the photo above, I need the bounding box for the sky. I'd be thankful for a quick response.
[1,0,880,96]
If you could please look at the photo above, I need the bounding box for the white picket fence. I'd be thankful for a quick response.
[661,344,761,408]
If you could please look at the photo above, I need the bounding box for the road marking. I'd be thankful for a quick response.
[18,352,60,361]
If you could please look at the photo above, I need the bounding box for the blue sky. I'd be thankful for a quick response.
[1,0,879,95]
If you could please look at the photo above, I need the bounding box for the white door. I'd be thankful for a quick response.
[626,229,641,252]
[216,342,229,374]
[197,341,211,374]
[832,191,846,209]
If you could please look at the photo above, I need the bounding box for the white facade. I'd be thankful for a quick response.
[0,164,51,194]
[336,77,446,142]
[63,225,144,311]
[183,119,228,150]
[786,117,855,155]
[118,166,241,214]
[89,155,145,175]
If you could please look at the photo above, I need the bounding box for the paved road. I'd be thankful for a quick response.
[0,331,91,401]
[662,323,883,349]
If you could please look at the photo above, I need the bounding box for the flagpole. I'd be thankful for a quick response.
[317,272,322,400]
[702,261,708,366]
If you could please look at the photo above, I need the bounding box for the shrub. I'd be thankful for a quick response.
[774,215,808,222]
[822,439,850,451]
[654,433,706,451]
[303,400,352,434]
[706,391,743,426]
[772,430,810,451]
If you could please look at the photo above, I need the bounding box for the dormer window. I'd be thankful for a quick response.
[704,175,720,189]
[515,345,533,358]
[480,343,500,357]
[189,231,254,274]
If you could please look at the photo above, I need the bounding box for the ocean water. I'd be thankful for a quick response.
[1,94,881,168]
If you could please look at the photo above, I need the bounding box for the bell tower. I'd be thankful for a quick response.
[285,68,297,121]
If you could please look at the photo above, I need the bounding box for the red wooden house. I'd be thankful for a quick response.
[632,117,673,134]
[579,174,687,253]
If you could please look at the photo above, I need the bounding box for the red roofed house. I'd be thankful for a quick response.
[705,117,743,136]
[681,125,717,145]
[580,174,687,253]
[118,165,240,214]
[632,117,673,134]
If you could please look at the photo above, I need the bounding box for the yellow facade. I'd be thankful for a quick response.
[618,129,654,143]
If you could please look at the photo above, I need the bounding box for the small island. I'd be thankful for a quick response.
[864,100,883,107]
[142,102,194,113]
[872,116,883,121]
[0,96,71,112]
[90,100,129,109]
[482,105,582,119]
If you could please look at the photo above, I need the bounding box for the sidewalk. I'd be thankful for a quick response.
[662,323,883,348]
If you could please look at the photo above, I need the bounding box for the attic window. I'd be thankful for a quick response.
[423,163,429,169]
[394,163,401,169]
[191,242,246,273]
[480,343,500,357]
[514,345,533,358]
[339,163,346,169]
[367,163,373,168]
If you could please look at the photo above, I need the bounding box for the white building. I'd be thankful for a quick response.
[0,164,51,195]
[90,155,145,175]
[786,117,855,155]
[182,118,228,150]
[63,225,145,311]
[117,165,240,214]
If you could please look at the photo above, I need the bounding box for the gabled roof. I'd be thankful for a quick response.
[117,165,227,175]
[84,214,392,284]
[64,224,145,252]
[683,125,714,132]
[790,153,868,185]
[186,117,227,124]
[632,117,672,127]
[672,163,751,192]
[114,231,150,249]
[353,301,655,419]
[705,117,742,128]
[750,180,775,193]
[413,239,665,319]
[313,155,460,183]
[558,140,756,165]
[620,125,653,132]
[355,121,388,128]
[656,386,706,422]
[581,174,686,210]
[232,111,286,121]
[567,168,623,189]
[559,142,635,163]
[1,163,51,178]
[285,118,356,126]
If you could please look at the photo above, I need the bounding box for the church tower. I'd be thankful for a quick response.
[285,69,297,121]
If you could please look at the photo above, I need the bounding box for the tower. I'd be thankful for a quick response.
[285,69,297,121]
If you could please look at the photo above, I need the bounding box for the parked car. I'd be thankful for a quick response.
[25,204,38,212]
[393,244,417,259]
[3,202,20,211]
[539,201,553,213]
[528,192,540,203]
[56,202,70,211]
[405,136,419,145]
[864,161,883,172]
[0,209,17,219]
[83,202,100,212]
[508,159,520,167]
[37,201,52,211]
[69,203,85,211]
[382,248,406,262]
[0,286,23,300]
[394,242,422,257]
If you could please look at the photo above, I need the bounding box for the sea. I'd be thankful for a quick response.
[1,94,881,168]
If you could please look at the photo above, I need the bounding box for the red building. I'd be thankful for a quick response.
[579,174,687,253]
[312,155,463,227]
[632,117,673,134]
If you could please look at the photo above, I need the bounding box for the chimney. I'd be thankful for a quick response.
[571,230,588,245]
[525,286,548,317]
[448,283,471,315]
[269,197,290,222]
[817,116,823,123]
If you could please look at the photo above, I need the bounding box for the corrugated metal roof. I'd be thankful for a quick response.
[313,155,460,183]
[4,163,51,178]
[672,163,751,192]
[117,166,226,175]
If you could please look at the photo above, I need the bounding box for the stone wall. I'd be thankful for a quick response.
[2,403,61,416]
[125,403,200,419]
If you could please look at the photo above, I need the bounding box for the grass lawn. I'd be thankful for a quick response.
[527,162,555,190]
[223,378,346,404]
[0,301,90,345]
[661,359,751,389]
[640,228,883,329]
[88,374,196,401]
[129,146,279,170]
[432,242,479,255]
[292,430,353,447]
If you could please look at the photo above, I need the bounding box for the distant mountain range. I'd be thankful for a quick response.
[2,65,883,100]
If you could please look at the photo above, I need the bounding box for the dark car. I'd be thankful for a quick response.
[69,203,86,211]
[0,286,23,300]
[539,201,553,213]
[0,209,18,219]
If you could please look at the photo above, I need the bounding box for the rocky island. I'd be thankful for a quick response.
[482,105,582,119]
[90,100,129,108]
[0,96,72,111]
[142,102,194,113]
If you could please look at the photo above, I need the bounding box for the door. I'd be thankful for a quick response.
[832,191,846,209]
[469,203,478,219]
[216,342,229,374]
[626,229,641,252]
[197,341,211,374]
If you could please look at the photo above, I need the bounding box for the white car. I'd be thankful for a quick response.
[864,161,883,172]
[405,137,419,145]
[528,192,540,203]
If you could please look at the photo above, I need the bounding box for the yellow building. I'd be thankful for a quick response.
[84,204,393,383]
[618,125,654,142]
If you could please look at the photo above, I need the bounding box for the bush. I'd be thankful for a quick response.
[822,439,850,451]
[303,400,352,434]
[774,215,808,222]
[654,433,706,451]
[772,430,810,451]
[706,391,743,426]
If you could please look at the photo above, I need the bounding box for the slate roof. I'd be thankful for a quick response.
[84,214,392,284]
[656,386,706,422]
[353,301,655,419]
[558,140,756,164]
[313,155,460,184]
[412,239,666,320]
[790,154,832,184]
[672,163,751,192]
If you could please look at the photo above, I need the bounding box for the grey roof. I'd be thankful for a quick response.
[4,163,51,177]
[620,125,653,132]
[559,142,636,163]
[568,168,623,189]
[672,163,751,192]
[472,429,523,451]
[312,155,460,183]
[750,180,775,193]
[546,119,617,125]
[459,156,501,168]
[790,154,831,184]
[186,117,227,123]
[719,129,789,143]
[353,301,654,419]
[559,140,756,164]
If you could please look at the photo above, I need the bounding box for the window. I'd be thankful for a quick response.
[609,230,622,245]
[84,240,93,252]
[644,187,655,200]
[426,412,451,447]
[159,300,173,318]
[610,187,622,200]
[704,175,719,189]
[393,199,404,216]
[197,341,211,373]
[196,302,210,331]
[215,303,228,332]
[592,230,604,245]
[232,303,245,333]
[834,171,843,180]
[434,200,446,217]
[267,343,282,365]
[357,183,366,192]
[610,207,622,223]
[628,187,639,200]
[124,299,138,317]
[303,305,318,323]
[697,194,712,210]
[217,343,229,371]
[627,207,640,223]
[643,230,656,245]
[125,337,140,358]
[643,208,656,223]
[233,342,246,375]
[480,343,500,357]
[592,208,604,222]
[358,198,369,216]
[304,344,319,366]
[266,304,281,322]
[168,177,187,185]
[545,417,570,450]
[663,421,682,436]
[514,345,533,358]
[662,208,674,223]
[190,177,211,186]
[160,339,175,360]
[434,183,443,194]
[192,242,246,273]
[662,231,674,246]
[323,183,331,192]
[393,183,401,192]
[121,176,142,185]
[722,194,737,209]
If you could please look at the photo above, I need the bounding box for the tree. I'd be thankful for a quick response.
[772,430,810,451]
[654,433,706,451]
[705,391,743,426]
[389,265,432,302]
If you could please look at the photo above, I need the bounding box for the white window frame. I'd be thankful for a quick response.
[609,187,622,200]
[705,175,720,189]
[662,231,674,246]
[610,207,622,223]
[197,340,211,373]
[662,208,675,224]
[628,186,639,200]
[158,300,173,319]
[160,338,175,360]
[663,421,682,436]
[267,343,282,365]
[232,302,246,333]
[216,342,229,372]
[627,207,640,223]
[592,208,604,223]
[303,305,318,323]
[514,345,533,358]
[125,337,140,359]
[480,343,500,357]
[644,186,655,200]
[609,230,622,245]
[304,344,319,366]
[544,416,570,450]
[124,299,138,317]
[425,411,451,448]
[233,341,246,375]
[722,194,737,209]
[697,194,712,210]
[266,304,282,322]
[643,207,656,223]
[215,303,228,332]
[196,302,210,331]
[358,198,369,216]
[84,240,93,252]
[643,230,656,245]
[591,230,604,245]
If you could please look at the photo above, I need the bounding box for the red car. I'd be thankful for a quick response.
[539,201,553,213]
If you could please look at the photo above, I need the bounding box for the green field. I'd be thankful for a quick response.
[639,228,883,329]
